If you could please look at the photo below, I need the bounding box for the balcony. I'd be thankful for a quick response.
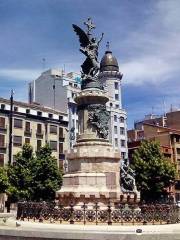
[24,129,32,137]
[36,131,44,138]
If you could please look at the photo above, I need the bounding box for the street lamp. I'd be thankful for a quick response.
[8,90,14,165]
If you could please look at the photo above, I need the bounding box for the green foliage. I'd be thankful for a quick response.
[7,144,62,202]
[31,145,62,201]
[7,144,34,202]
[131,140,176,202]
[0,167,9,193]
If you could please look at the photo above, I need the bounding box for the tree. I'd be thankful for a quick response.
[7,144,63,203]
[0,167,9,194]
[31,145,63,201]
[7,144,34,202]
[131,140,176,202]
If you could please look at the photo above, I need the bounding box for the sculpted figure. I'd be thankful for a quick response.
[73,18,104,80]
[120,159,137,192]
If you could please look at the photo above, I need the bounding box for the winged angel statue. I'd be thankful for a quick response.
[73,18,104,80]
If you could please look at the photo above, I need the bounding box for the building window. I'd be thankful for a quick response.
[114,115,117,122]
[0,117,5,129]
[76,120,78,129]
[37,111,42,116]
[26,109,30,114]
[120,127,125,135]
[114,82,119,90]
[59,115,63,120]
[121,152,125,159]
[72,119,75,127]
[49,141,57,151]
[14,106,18,112]
[69,82,72,86]
[14,118,23,128]
[0,154,4,166]
[177,148,180,155]
[25,138,30,144]
[37,140,41,151]
[72,107,75,115]
[74,84,77,87]
[37,124,42,134]
[50,125,57,134]
[1,104,5,110]
[59,142,63,153]
[121,140,125,147]
[120,117,124,123]
[59,127,64,138]
[0,134,5,147]
[13,136,22,147]
[59,154,65,161]
[25,122,31,133]
[49,113,53,119]
[115,104,119,109]
[114,126,118,134]
[115,138,118,147]
[115,94,119,101]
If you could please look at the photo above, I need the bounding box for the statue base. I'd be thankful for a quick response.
[56,140,140,205]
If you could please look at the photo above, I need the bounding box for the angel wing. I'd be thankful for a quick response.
[72,24,90,48]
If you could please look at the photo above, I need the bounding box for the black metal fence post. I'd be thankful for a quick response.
[95,202,98,225]
[107,201,112,225]
[83,202,86,225]
[70,202,74,224]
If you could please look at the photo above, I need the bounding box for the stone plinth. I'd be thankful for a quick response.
[57,139,139,205]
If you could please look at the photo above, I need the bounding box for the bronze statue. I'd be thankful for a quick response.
[120,159,137,192]
[73,18,104,88]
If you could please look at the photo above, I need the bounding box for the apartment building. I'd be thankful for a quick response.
[0,97,68,168]
[128,123,180,201]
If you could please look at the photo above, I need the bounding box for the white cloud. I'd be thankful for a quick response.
[121,57,174,85]
[117,0,180,86]
[0,68,41,81]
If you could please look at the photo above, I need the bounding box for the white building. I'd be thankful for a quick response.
[29,69,81,148]
[99,50,128,159]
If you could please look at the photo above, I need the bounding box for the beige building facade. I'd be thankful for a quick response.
[128,123,180,201]
[0,97,68,168]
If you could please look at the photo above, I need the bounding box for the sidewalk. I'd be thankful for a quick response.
[0,217,180,239]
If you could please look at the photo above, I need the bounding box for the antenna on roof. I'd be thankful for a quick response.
[42,58,46,70]
[163,99,166,116]
[62,64,65,76]
[151,106,154,115]
[170,104,173,112]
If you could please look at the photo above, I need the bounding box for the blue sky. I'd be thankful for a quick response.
[0,0,180,128]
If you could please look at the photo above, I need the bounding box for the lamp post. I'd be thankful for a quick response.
[8,90,14,165]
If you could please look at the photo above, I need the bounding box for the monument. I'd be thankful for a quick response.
[56,18,140,205]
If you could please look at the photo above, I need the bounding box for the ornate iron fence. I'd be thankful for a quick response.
[17,201,180,225]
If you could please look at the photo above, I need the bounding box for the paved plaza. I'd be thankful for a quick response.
[0,217,180,239]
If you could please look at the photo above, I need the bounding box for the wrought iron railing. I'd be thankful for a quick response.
[17,201,180,225]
